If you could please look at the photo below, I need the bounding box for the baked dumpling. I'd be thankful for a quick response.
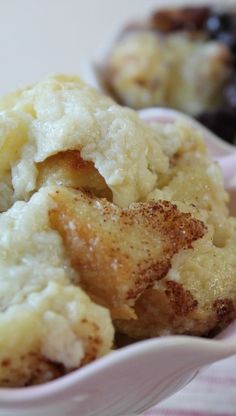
[0,74,235,368]
[0,189,114,387]
[49,187,206,320]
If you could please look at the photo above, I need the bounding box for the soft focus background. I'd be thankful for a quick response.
[1,1,236,415]
[0,0,235,95]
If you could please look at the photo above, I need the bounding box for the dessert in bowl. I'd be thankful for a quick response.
[96,4,236,146]
[0,75,235,415]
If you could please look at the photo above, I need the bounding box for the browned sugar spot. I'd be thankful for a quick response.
[1,359,10,367]
[134,78,148,87]
[165,280,198,316]
[213,298,235,326]
[2,378,10,384]
[24,358,67,387]
[127,259,171,300]
[127,201,206,299]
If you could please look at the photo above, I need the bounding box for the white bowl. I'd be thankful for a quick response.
[0,109,236,416]
[1,334,236,416]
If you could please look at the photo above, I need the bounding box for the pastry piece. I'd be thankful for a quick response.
[0,75,168,211]
[0,190,114,387]
[115,216,236,337]
[105,30,231,115]
[0,74,235,345]
[37,150,112,200]
[147,150,229,242]
[115,136,236,338]
[49,187,206,320]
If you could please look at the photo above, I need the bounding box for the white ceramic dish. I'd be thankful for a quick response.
[0,109,236,416]
[1,335,236,416]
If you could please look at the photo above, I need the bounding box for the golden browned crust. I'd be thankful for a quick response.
[49,187,206,320]
[114,288,207,339]
[165,280,198,316]
[213,298,235,327]
[37,150,112,200]
[0,353,66,387]
[115,289,236,339]
[115,223,236,339]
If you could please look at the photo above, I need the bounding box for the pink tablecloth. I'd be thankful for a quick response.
[143,355,236,416]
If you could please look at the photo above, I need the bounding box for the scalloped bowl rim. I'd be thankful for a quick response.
[1,334,236,406]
